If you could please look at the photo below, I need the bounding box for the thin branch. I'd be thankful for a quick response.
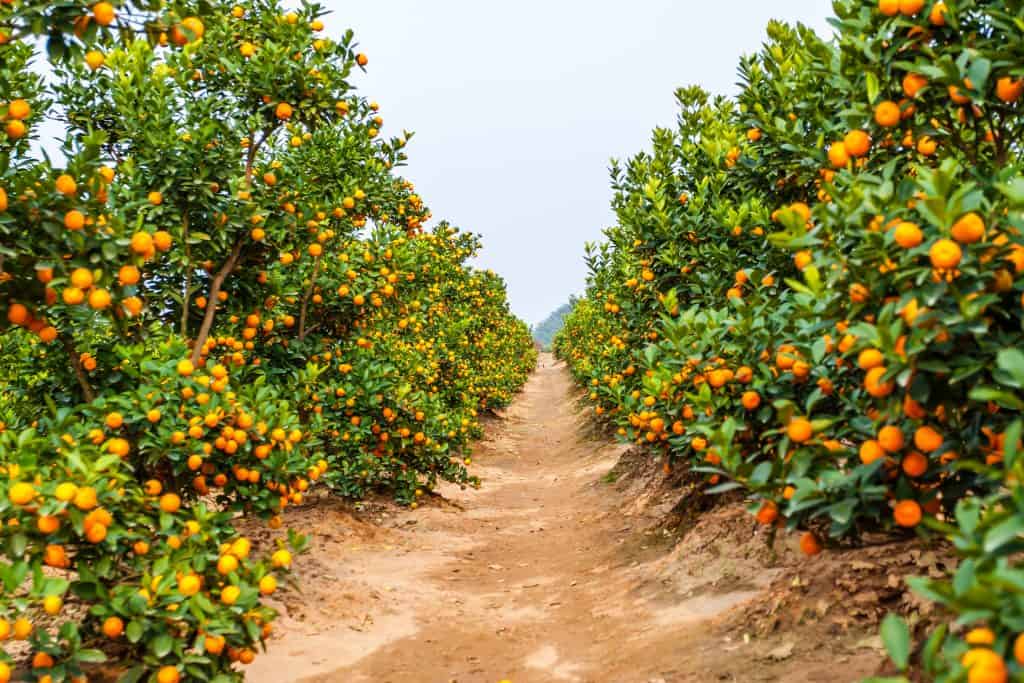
[62,335,95,403]
[297,254,322,341]
[189,239,244,365]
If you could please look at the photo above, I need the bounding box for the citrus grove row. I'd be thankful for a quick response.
[0,1,535,681]
[555,1,1024,681]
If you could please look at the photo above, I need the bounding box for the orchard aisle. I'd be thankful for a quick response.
[248,354,870,683]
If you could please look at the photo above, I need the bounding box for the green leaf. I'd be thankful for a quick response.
[880,613,911,671]
[983,515,1024,554]
[152,633,173,658]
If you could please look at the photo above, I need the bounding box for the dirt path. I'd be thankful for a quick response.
[247,354,879,683]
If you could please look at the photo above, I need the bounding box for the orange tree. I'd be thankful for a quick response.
[0,1,534,681]
[556,0,1024,680]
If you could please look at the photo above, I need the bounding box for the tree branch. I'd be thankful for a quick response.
[189,239,244,365]
[62,335,95,403]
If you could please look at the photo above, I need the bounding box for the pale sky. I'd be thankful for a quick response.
[319,1,835,325]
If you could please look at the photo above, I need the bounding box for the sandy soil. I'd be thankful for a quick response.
[245,354,887,683]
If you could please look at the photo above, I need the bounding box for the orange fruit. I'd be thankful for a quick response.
[929,1,947,25]
[258,575,277,595]
[92,2,116,26]
[8,482,35,505]
[893,499,922,527]
[903,73,928,98]
[6,302,29,326]
[220,585,240,605]
[930,239,962,269]
[913,425,943,452]
[878,0,899,15]
[874,101,901,128]
[156,667,180,683]
[147,191,162,205]
[799,531,822,556]
[70,267,94,289]
[7,99,30,120]
[864,366,894,397]
[859,440,885,465]
[901,451,928,477]
[961,648,1008,683]
[177,574,200,596]
[55,174,77,196]
[741,391,760,410]
[102,616,124,638]
[857,348,884,370]
[118,265,140,285]
[275,102,293,120]
[878,425,905,452]
[356,53,368,66]
[159,492,181,513]
[898,0,924,15]
[88,288,111,310]
[827,141,849,168]
[130,231,153,255]
[755,501,778,525]
[951,213,985,244]
[894,221,923,248]
[843,130,871,157]
[64,209,85,230]
[997,77,1024,104]
[787,418,813,443]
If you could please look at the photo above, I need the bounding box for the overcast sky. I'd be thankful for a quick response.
[318,1,836,325]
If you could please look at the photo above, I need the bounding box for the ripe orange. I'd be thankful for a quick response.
[741,391,760,410]
[903,73,928,98]
[878,0,899,15]
[827,141,849,168]
[70,267,94,289]
[6,302,29,326]
[961,649,1007,683]
[5,120,26,139]
[130,231,153,255]
[893,221,923,248]
[92,2,116,26]
[275,102,293,120]
[878,425,905,453]
[755,500,778,525]
[8,482,35,505]
[64,209,85,230]
[864,366,894,397]
[156,666,180,683]
[799,531,822,556]
[843,130,871,157]
[901,451,928,477]
[857,348,884,370]
[929,1,947,25]
[787,418,812,443]
[159,492,181,513]
[913,425,943,452]
[118,265,140,285]
[220,585,241,605]
[63,288,85,306]
[356,53,368,66]
[258,575,277,595]
[898,0,924,15]
[859,440,885,465]
[893,499,922,527]
[7,99,30,120]
[148,191,163,205]
[177,359,195,376]
[997,77,1024,104]
[55,174,77,196]
[951,213,985,244]
[874,101,901,128]
[88,288,112,310]
[102,616,124,638]
[177,574,200,596]
[929,239,962,269]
